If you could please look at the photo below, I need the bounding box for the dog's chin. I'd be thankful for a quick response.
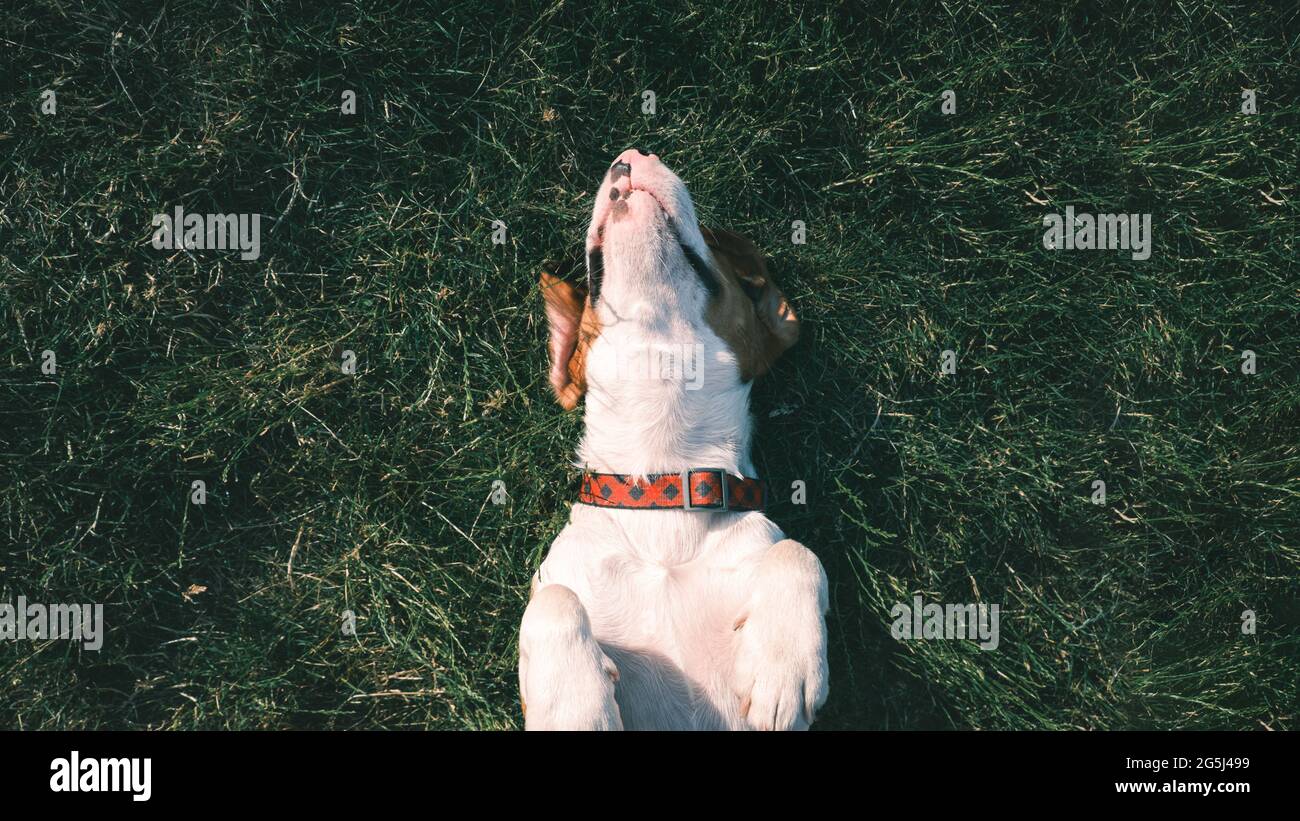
[597,204,675,260]
[603,188,664,230]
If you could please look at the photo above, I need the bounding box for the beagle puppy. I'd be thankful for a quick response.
[521,149,829,730]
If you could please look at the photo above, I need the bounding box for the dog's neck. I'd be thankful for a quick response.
[576,320,756,478]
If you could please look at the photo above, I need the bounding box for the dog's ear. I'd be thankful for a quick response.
[701,227,799,379]
[539,258,598,410]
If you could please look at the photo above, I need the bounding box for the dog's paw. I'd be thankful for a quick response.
[731,540,829,730]
[733,607,828,731]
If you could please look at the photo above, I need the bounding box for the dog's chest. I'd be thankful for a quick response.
[538,508,784,728]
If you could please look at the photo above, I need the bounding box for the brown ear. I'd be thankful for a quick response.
[701,227,799,379]
[539,259,599,410]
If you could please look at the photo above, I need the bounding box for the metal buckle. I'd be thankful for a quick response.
[682,469,728,512]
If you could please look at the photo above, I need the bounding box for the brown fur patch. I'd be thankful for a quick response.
[539,263,601,410]
[701,227,799,380]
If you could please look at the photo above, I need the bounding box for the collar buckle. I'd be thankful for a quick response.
[682,469,729,512]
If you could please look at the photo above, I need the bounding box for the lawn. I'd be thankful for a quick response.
[1,0,1297,730]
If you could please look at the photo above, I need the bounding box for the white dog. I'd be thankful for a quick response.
[521,149,829,730]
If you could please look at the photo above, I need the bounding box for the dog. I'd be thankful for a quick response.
[520,149,829,730]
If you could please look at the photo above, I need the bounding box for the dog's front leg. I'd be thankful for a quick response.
[518,583,622,730]
[731,540,829,730]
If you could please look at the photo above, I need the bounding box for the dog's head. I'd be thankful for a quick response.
[540,149,799,410]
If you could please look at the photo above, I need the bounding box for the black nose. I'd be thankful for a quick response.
[634,147,651,156]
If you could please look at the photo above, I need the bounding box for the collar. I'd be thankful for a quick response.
[578,469,766,512]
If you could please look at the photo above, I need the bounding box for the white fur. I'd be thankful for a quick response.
[521,150,829,730]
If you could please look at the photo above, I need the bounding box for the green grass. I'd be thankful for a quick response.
[2,0,1297,730]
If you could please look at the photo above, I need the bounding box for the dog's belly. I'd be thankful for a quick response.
[536,510,784,730]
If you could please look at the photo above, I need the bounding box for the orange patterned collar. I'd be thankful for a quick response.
[578,469,766,512]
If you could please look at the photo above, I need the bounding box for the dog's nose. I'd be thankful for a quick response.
[610,147,659,181]
[608,147,660,195]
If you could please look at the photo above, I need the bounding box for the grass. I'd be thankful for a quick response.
[1,0,1297,730]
